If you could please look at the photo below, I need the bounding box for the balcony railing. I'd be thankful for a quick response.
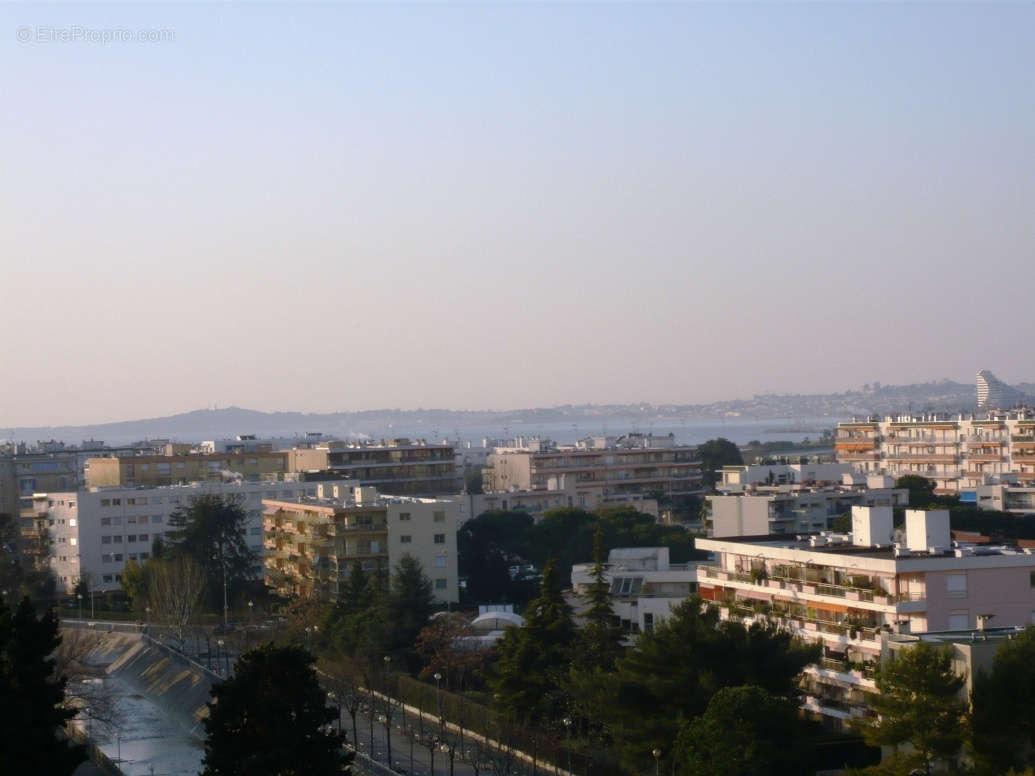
[699,566,921,604]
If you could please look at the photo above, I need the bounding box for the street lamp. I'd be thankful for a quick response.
[217,639,229,676]
[433,671,443,723]
[145,606,151,634]
[76,593,82,620]
[563,716,573,776]
[440,741,456,776]
[305,626,312,646]
[652,748,661,776]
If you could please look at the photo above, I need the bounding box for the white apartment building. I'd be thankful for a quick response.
[718,463,853,491]
[836,410,1035,497]
[570,547,700,635]
[468,479,659,523]
[708,482,907,537]
[36,477,358,594]
[696,507,1035,727]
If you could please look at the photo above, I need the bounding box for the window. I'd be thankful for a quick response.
[112,499,121,506]
[435,578,447,590]
[399,512,411,522]
[101,517,111,526]
[103,575,113,584]
[69,519,76,527]
[112,517,122,526]
[433,534,445,544]
[139,533,148,542]
[102,554,113,564]
[70,538,77,546]
[948,611,969,630]
[138,516,148,525]
[947,574,968,598]
[400,535,412,544]
[127,517,137,524]
[140,552,150,560]
[113,535,123,543]
[434,556,446,568]
[156,464,170,476]
[127,498,136,505]
[152,515,163,523]
[644,613,655,634]
[69,501,75,509]
[127,535,137,543]
[101,499,111,507]
[433,511,446,523]
[102,536,112,545]
[113,554,123,562]
[129,553,138,561]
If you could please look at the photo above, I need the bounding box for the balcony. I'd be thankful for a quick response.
[885,454,959,462]
[1013,455,1035,464]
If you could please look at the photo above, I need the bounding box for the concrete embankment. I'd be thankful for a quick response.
[80,630,217,739]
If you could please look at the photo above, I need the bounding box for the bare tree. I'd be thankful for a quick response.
[148,556,205,643]
[54,627,124,740]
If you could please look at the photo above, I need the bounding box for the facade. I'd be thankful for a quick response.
[836,410,1035,497]
[288,439,460,496]
[84,451,291,488]
[483,433,702,501]
[975,483,1035,514]
[708,483,907,538]
[469,480,659,522]
[718,463,853,491]
[263,486,459,604]
[570,546,699,635]
[695,507,1035,727]
[35,478,357,594]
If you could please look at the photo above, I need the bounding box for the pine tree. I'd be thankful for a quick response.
[0,596,86,774]
[488,558,575,724]
[855,641,966,774]
[385,555,435,669]
[575,526,625,673]
[201,644,352,776]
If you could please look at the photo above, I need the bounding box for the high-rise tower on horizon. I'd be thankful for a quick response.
[976,369,1026,409]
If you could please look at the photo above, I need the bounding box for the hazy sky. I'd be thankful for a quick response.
[2,3,1033,426]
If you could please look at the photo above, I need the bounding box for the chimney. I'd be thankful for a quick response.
[977,614,994,632]
[852,506,893,547]
[905,510,950,553]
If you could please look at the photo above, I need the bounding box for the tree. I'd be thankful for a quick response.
[854,641,966,775]
[121,557,150,612]
[696,438,744,489]
[415,611,484,690]
[574,526,624,674]
[148,556,206,642]
[604,598,818,769]
[458,510,536,606]
[385,554,435,668]
[488,558,575,724]
[971,626,1035,773]
[166,494,256,612]
[201,643,352,776]
[674,685,809,776]
[895,475,937,508]
[0,596,86,774]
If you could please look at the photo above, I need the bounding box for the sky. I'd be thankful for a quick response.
[2,2,1033,426]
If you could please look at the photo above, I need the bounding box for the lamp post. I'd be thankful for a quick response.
[652,748,661,776]
[434,671,443,725]
[562,717,573,776]
[76,593,82,620]
[90,587,95,618]
[145,606,151,635]
[218,639,229,676]
[305,626,312,646]
[440,741,457,776]
[383,655,393,767]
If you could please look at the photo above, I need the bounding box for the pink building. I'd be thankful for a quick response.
[695,507,1035,727]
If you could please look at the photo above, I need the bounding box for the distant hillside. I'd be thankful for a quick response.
[3,378,1031,446]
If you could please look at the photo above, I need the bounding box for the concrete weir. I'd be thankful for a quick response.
[68,627,214,775]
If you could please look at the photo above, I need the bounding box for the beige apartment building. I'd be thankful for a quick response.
[836,411,1035,497]
[483,434,702,501]
[84,451,290,488]
[287,439,460,496]
[263,486,459,604]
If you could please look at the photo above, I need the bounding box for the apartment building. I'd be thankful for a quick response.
[695,507,1035,727]
[263,486,459,604]
[34,478,357,594]
[483,433,702,501]
[708,483,908,537]
[84,451,290,488]
[0,439,166,517]
[718,463,853,491]
[570,547,699,634]
[469,479,659,522]
[287,439,460,496]
[836,410,1035,497]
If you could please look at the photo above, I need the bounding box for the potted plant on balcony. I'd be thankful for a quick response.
[871,585,890,605]
[750,567,768,585]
